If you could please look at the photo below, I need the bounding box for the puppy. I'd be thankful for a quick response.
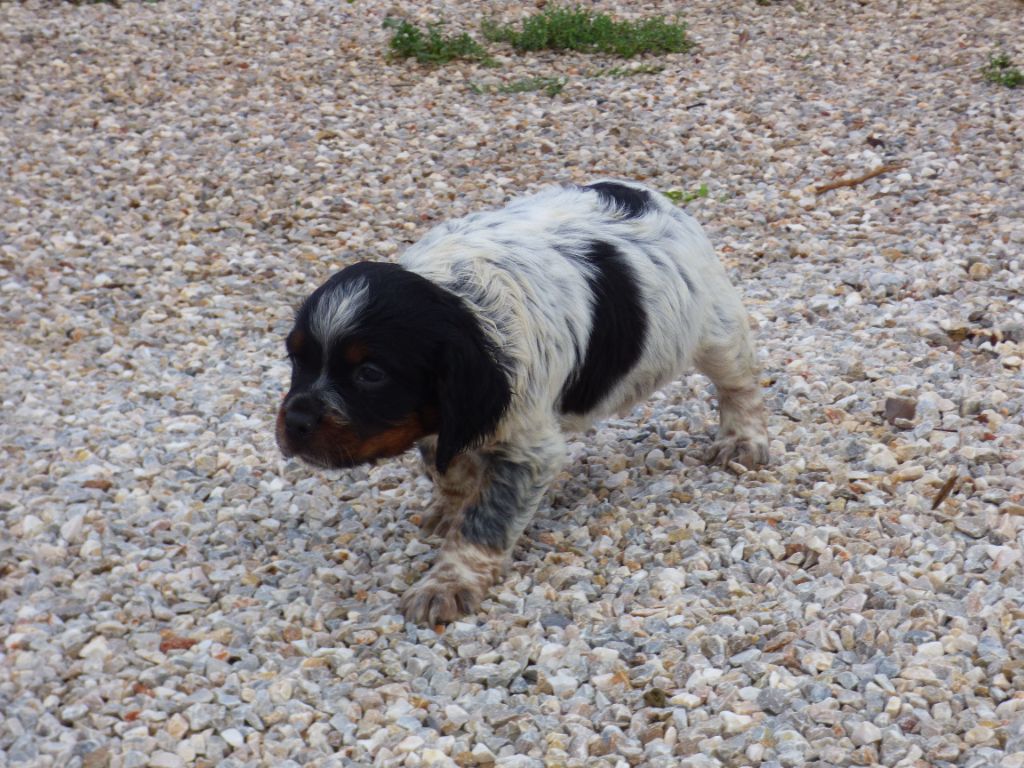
[276,180,769,625]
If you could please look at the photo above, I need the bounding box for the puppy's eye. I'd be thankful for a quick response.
[353,363,388,389]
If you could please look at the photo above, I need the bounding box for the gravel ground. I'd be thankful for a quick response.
[2,1,1023,766]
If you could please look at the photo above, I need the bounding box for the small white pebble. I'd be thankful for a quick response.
[221,728,244,748]
[850,721,882,745]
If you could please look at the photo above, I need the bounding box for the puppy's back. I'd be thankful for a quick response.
[401,181,738,428]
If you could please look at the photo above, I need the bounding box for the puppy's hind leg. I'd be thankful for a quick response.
[695,299,770,469]
[402,429,565,626]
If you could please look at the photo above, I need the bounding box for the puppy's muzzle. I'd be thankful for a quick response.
[277,394,326,458]
[283,395,322,440]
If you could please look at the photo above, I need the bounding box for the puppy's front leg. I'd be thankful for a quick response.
[416,438,484,537]
[401,432,565,625]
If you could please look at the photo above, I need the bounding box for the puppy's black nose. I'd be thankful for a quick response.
[284,396,322,440]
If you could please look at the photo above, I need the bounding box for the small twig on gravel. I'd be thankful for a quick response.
[815,162,906,195]
[931,472,959,510]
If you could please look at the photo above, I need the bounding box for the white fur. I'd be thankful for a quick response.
[308,278,369,416]
[309,279,368,358]
[400,180,748,443]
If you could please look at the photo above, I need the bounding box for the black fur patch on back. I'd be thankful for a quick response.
[560,241,648,415]
[584,182,652,219]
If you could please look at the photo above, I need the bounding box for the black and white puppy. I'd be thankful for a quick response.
[276,180,769,625]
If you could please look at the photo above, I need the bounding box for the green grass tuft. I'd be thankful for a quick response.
[591,63,665,77]
[499,76,567,96]
[663,184,709,204]
[64,0,162,5]
[982,52,1023,88]
[470,76,567,97]
[482,7,693,58]
[384,18,491,65]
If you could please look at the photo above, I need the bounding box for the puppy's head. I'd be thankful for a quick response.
[276,262,511,472]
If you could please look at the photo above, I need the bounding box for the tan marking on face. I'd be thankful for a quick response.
[310,413,361,466]
[353,416,430,462]
[343,341,369,365]
[280,408,437,468]
[275,405,294,457]
[286,329,306,355]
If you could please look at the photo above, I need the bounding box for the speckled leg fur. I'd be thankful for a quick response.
[416,439,483,538]
[401,432,565,625]
[697,320,770,469]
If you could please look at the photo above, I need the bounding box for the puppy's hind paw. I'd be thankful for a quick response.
[706,433,769,470]
[400,576,481,626]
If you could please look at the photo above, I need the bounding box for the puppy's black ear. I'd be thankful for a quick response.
[435,325,511,475]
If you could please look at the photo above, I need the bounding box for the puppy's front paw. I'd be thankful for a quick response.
[706,433,769,469]
[400,575,481,626]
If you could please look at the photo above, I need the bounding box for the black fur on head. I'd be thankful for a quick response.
[276,262,511,473]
